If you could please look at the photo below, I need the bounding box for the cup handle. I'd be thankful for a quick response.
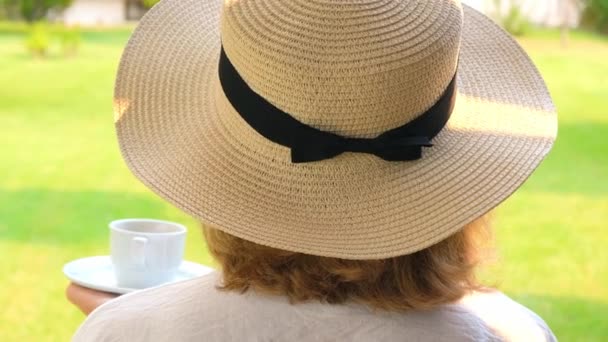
[132,237,148,266]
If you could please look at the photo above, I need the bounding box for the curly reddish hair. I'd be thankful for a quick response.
[202,214,493,311]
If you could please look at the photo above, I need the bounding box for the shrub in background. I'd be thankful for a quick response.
[59,25,81,56]
[18,0,73,22]
[582,0,608,34]
[490,0,532,36]
[0,0,17,19]
[500,5,532,36]
[25,22,50,57]
[141,0,161,8]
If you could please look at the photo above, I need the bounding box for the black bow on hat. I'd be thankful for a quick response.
[218,46,457,164]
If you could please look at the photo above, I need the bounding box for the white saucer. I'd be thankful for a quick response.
[63,256,215,294]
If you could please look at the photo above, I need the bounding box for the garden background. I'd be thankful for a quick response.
[0,1,607,341]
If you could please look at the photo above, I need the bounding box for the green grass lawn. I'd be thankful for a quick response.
[0,27,606,341]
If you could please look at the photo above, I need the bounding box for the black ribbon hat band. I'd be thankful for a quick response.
[218,47,457,163]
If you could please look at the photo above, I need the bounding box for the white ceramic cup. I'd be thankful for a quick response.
[110,219,187,289]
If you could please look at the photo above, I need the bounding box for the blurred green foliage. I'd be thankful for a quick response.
[25,21,49,57]
[19,21,81,57]
[491,0,532,36]
[501,5,532,36]
[58,25,80,56]
[141,0,160,9]
[1,0,73,22]
[0,0,156,21]
[582,0,608,34]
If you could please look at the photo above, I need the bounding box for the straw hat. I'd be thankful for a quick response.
[114,0,557,259]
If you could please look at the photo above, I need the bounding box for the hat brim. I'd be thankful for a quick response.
[114,0,557,259]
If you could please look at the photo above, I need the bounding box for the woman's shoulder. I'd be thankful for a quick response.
[457,290,557,342]
[73,275,556,342]
[72,271,237,341]
[73,271,309,341]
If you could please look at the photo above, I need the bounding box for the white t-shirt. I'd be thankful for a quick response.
[73,272,556,341]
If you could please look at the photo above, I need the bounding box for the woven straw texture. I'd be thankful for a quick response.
[114,0,557,259]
